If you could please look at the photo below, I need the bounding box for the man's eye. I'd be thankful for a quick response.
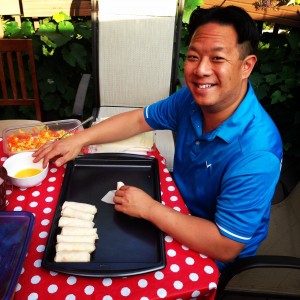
[186,55,198,61]
[212,56,224,61]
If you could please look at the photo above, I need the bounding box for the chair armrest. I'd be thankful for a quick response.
[72,74,91,120]
[216,255,300,299]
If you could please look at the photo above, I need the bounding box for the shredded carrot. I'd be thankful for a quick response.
[7,129,74,153]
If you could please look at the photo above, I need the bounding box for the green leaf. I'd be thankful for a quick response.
[74,22,92,40]
[4,21,22,38]
[53,12,71,23]
[62,43,87,70]
[265,74,278,85]
[271,90,286,105]
[58,21,74,38]
[21,20,35,37]
[182,0,203,24]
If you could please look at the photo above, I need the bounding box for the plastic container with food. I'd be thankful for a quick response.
[2,119,83,156]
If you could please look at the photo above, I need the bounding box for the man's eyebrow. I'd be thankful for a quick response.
[187,45,227,52]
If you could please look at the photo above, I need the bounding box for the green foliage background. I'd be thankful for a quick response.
[1,12,93,121]
[1,0,299,158]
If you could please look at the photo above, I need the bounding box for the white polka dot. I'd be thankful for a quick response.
[47,186,55,192]
[164,236,173,243]
[165,176,172,182]
[102,278,112,286]
[138,279,148,288]
[204,265,214,274]
[41,219,50,226]
[48,176,56,182]
[170,196,178,201]
[14,206,23,211]
[43,207,52,214]
[36,245,45,252]
[6,189,12,195]
[154,271,164,280]
[121,287,131,296]
[140,297,149,300]
[173,280,183,290]
[50,168,58,173]
[39,231,48,238]
[103,296,113,300]
[34,259,42,267]
[32,191,40,197]
[50,271,58,276]
[31,275,41,284]
[182,245,189,250]
[170,264,180,272]
[189,273,199,281]
[15,283,21,292]
[29,201,38,207]
[48,284,58,293]
[167,185,175,192]
[200,253,208,258]
[167,249,176,257]
[157,288,167,298]
[163,168,168,173]
[28,292,39,300]
[191,290,201,297]
[185,257,195,265]
[85,285,94,295]
[173,206,181,212]
[17,195,25,201]
[45,197,54,202]
[209,282,217,290]
[67,276,77,285]
[66,295,76,300]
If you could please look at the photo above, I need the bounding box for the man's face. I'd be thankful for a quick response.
[184,22,251,114]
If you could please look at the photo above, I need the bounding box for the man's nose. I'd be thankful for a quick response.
[193,58,212,76]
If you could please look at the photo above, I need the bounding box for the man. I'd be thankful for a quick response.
[34,6,282,270]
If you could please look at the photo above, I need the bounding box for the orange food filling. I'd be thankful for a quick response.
[7,129,74,153]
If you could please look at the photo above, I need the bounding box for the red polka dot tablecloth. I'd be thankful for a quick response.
[0,140,219,300]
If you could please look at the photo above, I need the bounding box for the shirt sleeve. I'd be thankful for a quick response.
[144,87,192,130]
[215,151,281,243]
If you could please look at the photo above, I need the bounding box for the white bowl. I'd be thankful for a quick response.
[3,152,49,188]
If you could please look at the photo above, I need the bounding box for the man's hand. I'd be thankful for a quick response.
[113,186,159,219]
[33,135,84,168]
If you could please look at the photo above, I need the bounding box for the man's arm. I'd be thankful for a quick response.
[33,108,152,168]
[114,186,245,262]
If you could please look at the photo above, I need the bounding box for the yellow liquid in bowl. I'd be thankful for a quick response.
[14,168,42,178]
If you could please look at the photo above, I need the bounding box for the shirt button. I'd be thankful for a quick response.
[195,141,200,145]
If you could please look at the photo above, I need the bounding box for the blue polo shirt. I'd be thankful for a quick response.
[144,82,282,269]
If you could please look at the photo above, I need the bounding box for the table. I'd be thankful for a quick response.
[0,139,219,300]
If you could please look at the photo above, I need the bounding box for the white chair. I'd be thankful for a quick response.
[74,0,185,171]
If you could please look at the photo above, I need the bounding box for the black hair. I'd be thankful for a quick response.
[188,5,259,56]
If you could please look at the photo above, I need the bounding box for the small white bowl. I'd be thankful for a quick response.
[3,152,49,188]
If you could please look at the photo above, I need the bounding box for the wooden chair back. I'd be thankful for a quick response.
[0,39,42,120]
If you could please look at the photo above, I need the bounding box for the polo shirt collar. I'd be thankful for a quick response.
[190,81,256,143]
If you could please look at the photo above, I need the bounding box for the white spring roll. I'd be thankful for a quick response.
[117,181,125,190]
[62,201,97,214]
[56,242,96,253]
[57,234,97,244]
[54,251,91,262]
[61,227,98,237]
[61,206,95,221]
[58,217,94,228]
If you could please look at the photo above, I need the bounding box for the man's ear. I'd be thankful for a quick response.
[242,55,257,79]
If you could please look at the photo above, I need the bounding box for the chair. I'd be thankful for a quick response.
[73,0,185,171]
[0,39,42,122]
[216,180,300,299]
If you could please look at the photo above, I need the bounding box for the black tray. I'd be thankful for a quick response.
[42,153,166,277]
